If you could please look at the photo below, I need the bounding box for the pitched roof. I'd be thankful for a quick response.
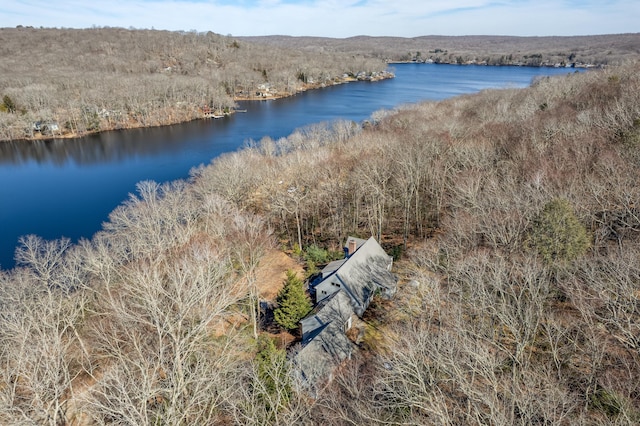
[317,236,397,314]
[300,290,353,342]
[316,236,366,278]
[319,258,346,278]
[294,291,354,386]
[345,236,367,252]
[293,237,397,389]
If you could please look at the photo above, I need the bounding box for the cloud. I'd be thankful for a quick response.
[2,0,638,37]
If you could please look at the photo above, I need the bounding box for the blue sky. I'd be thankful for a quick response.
[1,0,638,37]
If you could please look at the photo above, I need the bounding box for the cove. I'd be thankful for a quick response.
[0,64,580,269]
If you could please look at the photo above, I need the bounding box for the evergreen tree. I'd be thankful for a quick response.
[255,335,291,403]
[274,270,312,330]
[529,198,591,264]
[2,95,15,113]
[251,335,292,422]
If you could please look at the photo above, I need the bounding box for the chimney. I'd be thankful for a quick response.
[348,239,357,256]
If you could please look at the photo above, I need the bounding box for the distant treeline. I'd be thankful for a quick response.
[2,28,638,142]
[240,33,640,66]
[0,27,388,141]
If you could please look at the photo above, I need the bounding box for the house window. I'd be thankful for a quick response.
[344,316,352,332]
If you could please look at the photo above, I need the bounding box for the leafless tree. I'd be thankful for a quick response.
[228,212,273,339]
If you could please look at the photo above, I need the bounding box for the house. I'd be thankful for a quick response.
[256,83,274,98]
[291,236,397,390]
[310,236,397,316]
[32,121,61,135]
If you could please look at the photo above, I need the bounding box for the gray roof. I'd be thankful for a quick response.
[345,236,367,252]
[318,236,397,315]
[319,258,346,278]
[313,235,368,283]
[294,291,354,386]
[293,237,397,389]
[300,290,353,342]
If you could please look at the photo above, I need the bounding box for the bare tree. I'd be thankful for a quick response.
[0,259,89,424]
[84,239,244,424]
[228,212,273,339]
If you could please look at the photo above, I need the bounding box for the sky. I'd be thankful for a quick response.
[1,0,638,38]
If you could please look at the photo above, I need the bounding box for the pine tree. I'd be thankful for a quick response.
[529,198,590,264]
[274,270,312,330]
[2,95,15,113]
[249,335,292,421]
[255,335,291,404]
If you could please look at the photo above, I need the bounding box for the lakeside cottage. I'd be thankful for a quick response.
[291,236,397,391]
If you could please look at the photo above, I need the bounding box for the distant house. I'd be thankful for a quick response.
[32,121,60,135]
[256,83,274,98]
[291,236,397,391]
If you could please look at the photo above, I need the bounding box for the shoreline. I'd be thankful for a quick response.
[388,60,600,68]
[4,72,395,143]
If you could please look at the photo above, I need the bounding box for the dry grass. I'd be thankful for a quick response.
[255,249,304,301]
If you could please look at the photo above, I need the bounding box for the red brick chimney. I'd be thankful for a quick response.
[348,239,357,256]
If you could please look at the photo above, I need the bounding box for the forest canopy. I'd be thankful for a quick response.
[0,27,388,141]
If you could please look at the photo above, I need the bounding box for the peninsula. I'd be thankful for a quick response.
[0,27,390,141]
[2,28,638,142]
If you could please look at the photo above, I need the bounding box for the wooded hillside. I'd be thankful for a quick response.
[0,27,387,141]
[241,33,640,66]
[1,60,639,424]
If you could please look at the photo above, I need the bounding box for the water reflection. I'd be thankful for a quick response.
[0,117,234,166]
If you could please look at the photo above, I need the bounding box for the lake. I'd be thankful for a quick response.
[0,64,580,269]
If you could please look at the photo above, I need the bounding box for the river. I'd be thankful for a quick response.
[0,63,580,269]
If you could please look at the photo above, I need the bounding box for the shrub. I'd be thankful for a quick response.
[589,387,622,419]
[303,244,343,276]
[2,95,16,113]
[528,198,590,264]
[304,244,331,265]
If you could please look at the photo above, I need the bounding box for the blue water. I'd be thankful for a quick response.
[0,64,579,269]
